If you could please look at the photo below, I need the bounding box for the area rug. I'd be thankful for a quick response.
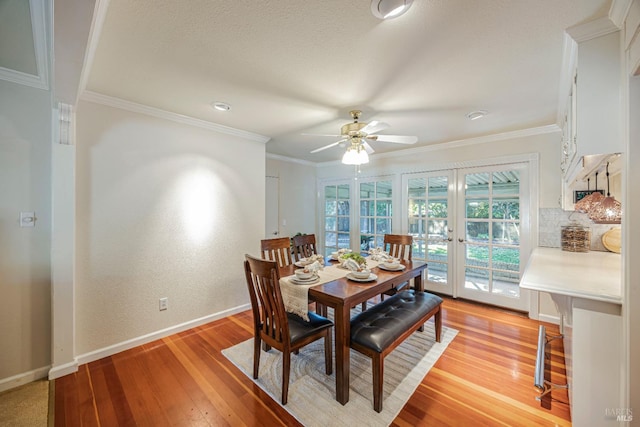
[222,318,457,427]
[0,379,51,427]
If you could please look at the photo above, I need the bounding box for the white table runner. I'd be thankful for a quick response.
[280,259,380,320]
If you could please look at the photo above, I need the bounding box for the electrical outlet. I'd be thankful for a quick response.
[159,297,168,311]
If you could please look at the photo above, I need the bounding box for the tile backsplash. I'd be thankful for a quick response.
[538,208,620,252]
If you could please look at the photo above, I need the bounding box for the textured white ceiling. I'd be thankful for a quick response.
[86,0,611,162]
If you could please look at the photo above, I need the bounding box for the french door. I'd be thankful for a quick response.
[403,163,530,312]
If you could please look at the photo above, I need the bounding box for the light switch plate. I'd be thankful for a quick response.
[20,212,36,227]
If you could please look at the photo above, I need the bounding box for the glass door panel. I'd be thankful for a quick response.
[324,183,351,257]
[403,171,454,295]
[456,165,528,311]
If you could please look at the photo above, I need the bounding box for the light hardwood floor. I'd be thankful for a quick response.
[54,297,571,426]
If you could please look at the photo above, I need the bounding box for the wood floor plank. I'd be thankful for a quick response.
[55,297,571,426]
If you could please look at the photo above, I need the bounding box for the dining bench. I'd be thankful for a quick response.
[349,289,443,412]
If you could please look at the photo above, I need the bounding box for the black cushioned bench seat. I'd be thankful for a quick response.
[350,290,443,412]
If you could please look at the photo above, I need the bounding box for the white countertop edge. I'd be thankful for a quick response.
[520,281,622,304]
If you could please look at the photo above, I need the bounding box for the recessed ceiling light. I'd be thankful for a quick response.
[466,110,488,120]
[371,0,414,20]
[212,102,231,111]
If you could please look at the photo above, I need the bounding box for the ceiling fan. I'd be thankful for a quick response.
[305,110,418,164]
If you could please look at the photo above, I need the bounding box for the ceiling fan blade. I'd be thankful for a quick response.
[302,133,342,138]
[360,120,390,135]
[362,141,375,154]
[371,134,418,144]
[310,139,347,153]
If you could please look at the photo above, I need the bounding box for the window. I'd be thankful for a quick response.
[323,183,351,257]
[359,180,392,251]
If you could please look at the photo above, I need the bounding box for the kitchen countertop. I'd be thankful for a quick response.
[520,247,622,304]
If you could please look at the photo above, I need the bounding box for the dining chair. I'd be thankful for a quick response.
[292,234,317,261]
[260,237,294,269]
[378,234,414,301]
[243,254,333,405]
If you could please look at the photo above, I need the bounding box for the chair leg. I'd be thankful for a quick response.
[372,355,384,413]
[361,301,367,311]
[282,351,291,405]
[324,330,333,375]
[253,336,261,379]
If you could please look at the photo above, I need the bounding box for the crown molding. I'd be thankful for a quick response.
[81,91,271,143]
[566,16,619,42]
[76,0,110,104]
[609,0,633,29]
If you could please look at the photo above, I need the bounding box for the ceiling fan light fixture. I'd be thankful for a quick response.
[342,144,369,165]
[371,0,414,20]
[212,101,231,111]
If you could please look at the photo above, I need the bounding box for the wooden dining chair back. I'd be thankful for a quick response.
[383,234,413,261]
[292,234,317,261]
[380,234,414,300]
[260,237,293,269]
[244,254,333,405]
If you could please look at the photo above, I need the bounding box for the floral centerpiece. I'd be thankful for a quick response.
[339,252,367,270]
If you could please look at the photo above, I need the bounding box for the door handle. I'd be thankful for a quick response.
[272,231,279,235]
[458,238,465,243]
[447,237,453,242]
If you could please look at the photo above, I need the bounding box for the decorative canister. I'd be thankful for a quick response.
[561,223,591,252]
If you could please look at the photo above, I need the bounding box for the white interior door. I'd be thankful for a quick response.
[265,176,279,238]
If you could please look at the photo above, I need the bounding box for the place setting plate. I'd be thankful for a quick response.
[289,275,320,285]
[378,264,406,272]
[346,273,378,282]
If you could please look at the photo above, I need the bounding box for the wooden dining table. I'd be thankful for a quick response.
[280,259,428,405]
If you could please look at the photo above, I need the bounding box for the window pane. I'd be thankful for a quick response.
[492,222,520,245]
[427,262,448,284]
[376,200,392,216]
[337,201,350,215]
[376,218,391,234]
[466,200,489,218]
[413,239,426,259]
[325,217,336,231]
[493,271,520,298]
[338,233,350,248]
[360,200,374,216]
[360,182,375,198]
[427,241,448,262]
[427,219,447,239]
[337,184,350,199]
[360,217,374,234]
[492,247,520,271]
[466,221,489,243]
[466,173,490,195]
[360,235,375,251]
[374,235,384,249]
[466,244,489,268]
[325,232,337,247]
[492,198,520,220]
[428,200,447,218]
[409,199,426,216]
[325,186,336,199]
[465,267,490,292]
[493,171,520,195]
[337,217,350,232]
[325,200,336,216]
[428,176,448,197]
[408,178,426,198]
[376,181,392,198]
[408,217,426,237]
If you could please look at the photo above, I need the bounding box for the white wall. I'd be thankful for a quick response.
[266,156,317,238]
[0,80,52,388]
[74,100,265,356]
[316,130,562,318]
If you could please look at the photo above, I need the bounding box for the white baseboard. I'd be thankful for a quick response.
[48,360,80,380]
[538,313,561,325]
[0,366,50,393]
[76,303,251,366]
